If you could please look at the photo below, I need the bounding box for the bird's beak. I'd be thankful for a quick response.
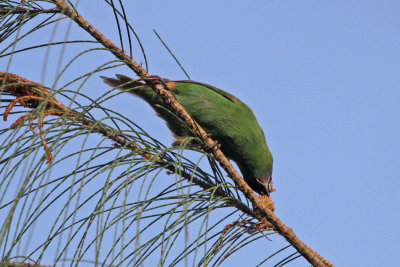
[264,176,272,196]
[266,176,274,195]
[256,175,273,196]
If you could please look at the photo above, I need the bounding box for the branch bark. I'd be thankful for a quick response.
[11,1,334,266]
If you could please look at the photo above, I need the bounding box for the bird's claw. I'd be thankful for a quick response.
[202,133,220,150]
[142,75,164,84]
[205,140,221,151]
[205,133,213,138]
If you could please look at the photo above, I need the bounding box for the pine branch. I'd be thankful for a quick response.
[39,1,334,266]
[1,2,334,266]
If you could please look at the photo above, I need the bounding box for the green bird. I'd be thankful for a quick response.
[102,75,274,196]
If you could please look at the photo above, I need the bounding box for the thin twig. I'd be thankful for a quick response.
[0,8,61,15]
[0,260,52,267]
[153,29,191,80]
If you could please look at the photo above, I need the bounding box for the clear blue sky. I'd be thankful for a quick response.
[2,1,399,266]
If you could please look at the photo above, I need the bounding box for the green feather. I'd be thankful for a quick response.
[102,75,273,195]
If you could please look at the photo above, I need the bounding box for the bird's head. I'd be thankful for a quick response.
[255,152,274,196]
[238,148,274,196]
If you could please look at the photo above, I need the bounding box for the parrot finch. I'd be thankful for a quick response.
[102,75,274,196]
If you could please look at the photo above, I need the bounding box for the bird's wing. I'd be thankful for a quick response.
[171,80,243,105]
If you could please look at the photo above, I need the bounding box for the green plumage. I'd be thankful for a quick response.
[102,74,273,195]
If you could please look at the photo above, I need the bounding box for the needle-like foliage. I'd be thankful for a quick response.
[0,1,318,266]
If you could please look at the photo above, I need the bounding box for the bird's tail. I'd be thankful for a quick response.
[101,74,165,105]
[100,74,145,90]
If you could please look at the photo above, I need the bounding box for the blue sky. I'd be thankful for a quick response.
[2,1,399,266]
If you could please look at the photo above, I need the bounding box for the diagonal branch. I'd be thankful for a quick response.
[5,1,334,266]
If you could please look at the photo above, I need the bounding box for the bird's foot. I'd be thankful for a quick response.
[173,135,220,152]
[205,133,213,138]
[172,141,202,150]
[203,134,221,151]
[205,140,221,151]
[172,137,202,149]
[142,75,164,85]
